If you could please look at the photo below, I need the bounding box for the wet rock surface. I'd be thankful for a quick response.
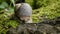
[6,17,60,34]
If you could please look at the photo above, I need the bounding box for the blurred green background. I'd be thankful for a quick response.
[0,0,60,34]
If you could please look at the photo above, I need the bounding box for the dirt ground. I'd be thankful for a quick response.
[6,17,60,34]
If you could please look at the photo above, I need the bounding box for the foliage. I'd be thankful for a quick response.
[0,8,18,34]
[32,2,60,22]
[26,0,60,22]
[0,0,60,34]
